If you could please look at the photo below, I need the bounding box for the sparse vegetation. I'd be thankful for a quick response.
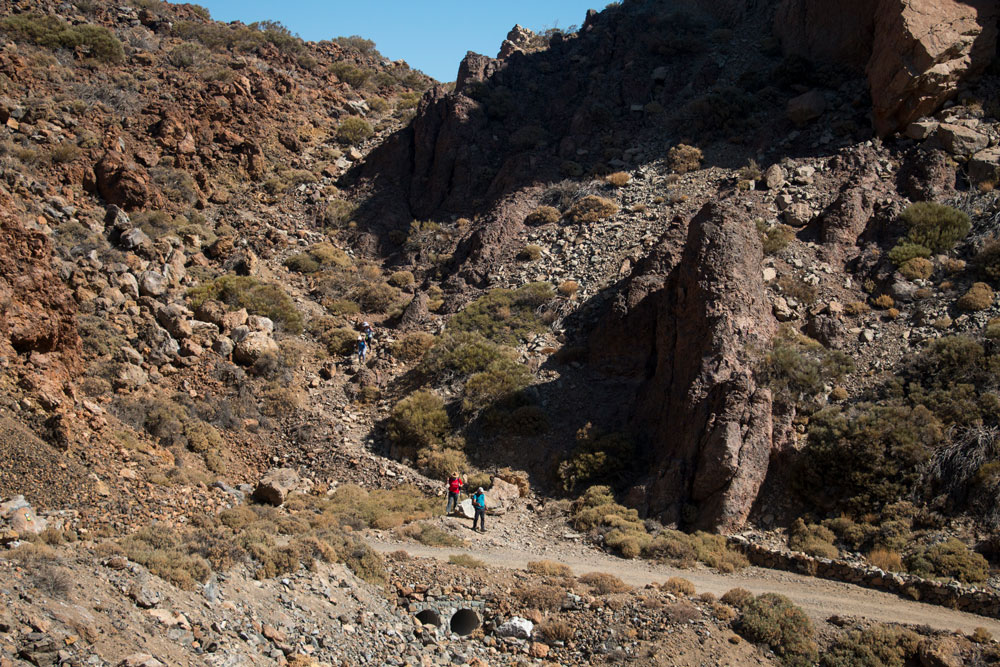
[187,275,303,333]
[525,206,561,226]
[734,593,817,666]
[564,196,619,223]
[336,117,374,145]
[0,14,124,63]
[957,282,994,311]
[667,143,703,174]
[448,282,554,344]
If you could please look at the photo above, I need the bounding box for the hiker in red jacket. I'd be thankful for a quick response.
[446,472,463,514]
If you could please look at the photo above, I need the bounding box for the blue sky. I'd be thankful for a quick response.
[195,1,600,82]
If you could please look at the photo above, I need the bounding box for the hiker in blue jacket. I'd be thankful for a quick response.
[357,335,368,363]
[471,487,486,532]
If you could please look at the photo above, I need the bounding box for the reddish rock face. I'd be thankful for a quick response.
[868,0,999,136]
[590,203,776,532]
[94,150,164,210]
[0,212,81,379]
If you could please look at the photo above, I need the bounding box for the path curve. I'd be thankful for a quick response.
[369,537,1000,636]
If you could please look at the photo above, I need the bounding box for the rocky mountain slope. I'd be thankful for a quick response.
[2,0,1000,664]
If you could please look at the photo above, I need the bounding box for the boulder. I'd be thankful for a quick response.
[156,304,192,340]
[905,119,938,140]
[786,90,826,125]
[118,655,166,667]
[457,498,475,519]
[119,227,152,251]
[497,24,537,60]
[937,123,989,156]
[764,164,786,190]
[9,505,46,535]
[247,315,274,333]
[868,0,999,136]
[496,617,534,639]
[194,299,226,326]
[114,363,148,390]
[783,202,813,227]
[233,332,278,365]
[489,477,521,509]
[969,147,1000,184]
[138,271,167,297]
[94,150,162,210]
[252,468,308,506]
[117,273,140,299]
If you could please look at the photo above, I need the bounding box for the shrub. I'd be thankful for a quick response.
[971,627,993,644]
[321,199,356,227]
[662,577,696,596]
[872,294,895,310]
[758,331,853,409]
[336,117,374,145]
[720,588,753,608]
[0,14,124,63]
[820,624,920,667]
[735,593,817,666]
[558,424,634,493]
[974,239,1000,282]
[787,518,838,558]
[388,270,414,287]
[396,523,463,547]
[564,196,619,223]
[285,243,351,274]
[390,332,436,361]
[957,282,994,311]
[558,280,579,297]
[527,560,573,577]
[514,585,565,611]
[605,171,631,187]
[462,358,532,412]
[448,554,485,568]
[905,538,989,583]
[898,202,970,253]
[761,224,795,255]
[888,241,932,266]
[421,331,514,379]
[187,275,303,333]
[448,283,554,344]
[844,301,871,316]
[578,572,630,594]
[525,206,561,226]
[868,548,902,572]
[899,257,933,281]
[539,619,574,642]
[518,244,542,261]
[352,281,400,313]
[667,144,703,174]
[387,390,449,453]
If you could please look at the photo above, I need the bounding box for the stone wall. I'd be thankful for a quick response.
[729,536,1000,618]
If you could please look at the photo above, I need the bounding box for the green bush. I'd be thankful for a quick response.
[518,244,542,261]
[0,14,124,63]
[336,117,374,145]
[888,241,932,266]
[820,624,920,667]
[284,243,351,274]
[448,283,554,344]
[787,518,838,558]
[329,61,372,88]
[421,331,513,378]
[898,202,970,253]
[735,593,817,666]
[760,223,795,255]
[758,331,853,409]
[387,390,449,453]
[974,239,1000,282]
[462,358,532,412]
[905,538,989,583]
[187,275,303,333]
[390,332,436,361]
[558,424,634,493]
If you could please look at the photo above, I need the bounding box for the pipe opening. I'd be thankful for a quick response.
[450,608,481,636]
[415,609,442,627]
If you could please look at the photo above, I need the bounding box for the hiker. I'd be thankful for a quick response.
[362,321,375,347]
[357,335,367,363]
[446,472,463,514]
[471,487,487,532]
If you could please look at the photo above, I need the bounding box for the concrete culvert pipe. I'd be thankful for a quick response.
[415,609,442,627]
[450,608,481,636]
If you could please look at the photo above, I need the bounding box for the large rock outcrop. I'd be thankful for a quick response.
[867,0,999,136]
[776,0,999,136]
[590,203,776,531]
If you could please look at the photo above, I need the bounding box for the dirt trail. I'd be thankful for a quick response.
[369,537,1000,636]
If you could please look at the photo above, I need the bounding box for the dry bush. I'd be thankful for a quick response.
[735,593,817,665]
[661,576,696,596]
[30,564,73,598]
[578,572,630,595]
[525,206,561,226]
[720,588,753,608]
[844,301,871,316]
[558,280,579,297]
[604,171,631,187]
[899,257,933,281]
[390,332,436,362]
[971,627,993,644]
[539,618,574,642]
[868,547,902,572]
[667,144,703,174]
[448,554,485,568]
[788,518,838,558]
[872,294,895,310]
[664,601,701,624]
[388,549,411,561]
[518,244,542,261]
[396,523,464,548]
[712,602,738,623]
[527,560,573,577]
[957,282,994,311]
[388,270,414,287]
[514,584,565,611]
[565,196,618,223]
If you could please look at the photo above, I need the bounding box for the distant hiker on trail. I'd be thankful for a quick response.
[472,487,486,532]
[357,335,367,363]
[362,321,375,348]
[446,472,463,514]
